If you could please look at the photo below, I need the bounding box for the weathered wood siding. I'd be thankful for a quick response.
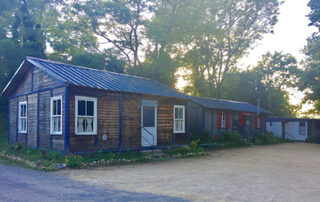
[7,64,65,151]
[68,86,188,153]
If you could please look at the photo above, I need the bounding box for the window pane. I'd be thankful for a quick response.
[175,108,178,119]
[77,117,85,132]
[52,100,57,115]
[143,106,155,127]
[87,101,94,116]
[78,100,86,115]
[86,118,94,132]
[57,100,61,115]
[178,108,183,119]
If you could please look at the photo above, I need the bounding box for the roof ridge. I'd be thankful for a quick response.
[26,56,154,81]
[193,96,250,104]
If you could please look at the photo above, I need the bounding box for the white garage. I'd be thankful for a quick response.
[266,118,309,141]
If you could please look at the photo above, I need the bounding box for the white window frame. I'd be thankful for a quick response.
[75,96,97,135]
[50,96,63,135]
[221,111,226,128]
[174,105,185,133]
[257,116,261,129]
[18,101,27,133]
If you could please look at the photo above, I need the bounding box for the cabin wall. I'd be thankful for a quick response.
[68,86,188,153]
[7,65,65,151]
[266,121,283,138]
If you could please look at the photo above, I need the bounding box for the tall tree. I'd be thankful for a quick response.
[183,0,279,98]
[298,0,320,115]
[73,0,152,68]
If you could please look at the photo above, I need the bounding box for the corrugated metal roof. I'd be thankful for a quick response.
[266,117,319,122]
[192,96,271,114]
[20,56,189,99]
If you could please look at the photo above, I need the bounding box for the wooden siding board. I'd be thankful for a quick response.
[27,93,38,148]
[68,86,188,153]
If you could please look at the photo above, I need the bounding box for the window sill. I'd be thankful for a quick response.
[51,133,62,135]
[174,131,185,134]
[18,131,27,134]
[75,133,97,136]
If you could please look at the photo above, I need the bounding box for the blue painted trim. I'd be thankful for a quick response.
[25,95,28,146]
[16,100,18,143]
[31,66,34,92]
[64,86,70,155]
[36,92,39,148]
[119,93,123,148]
[8,99,10,144]
[187,102,190,145]
[8,84,66,99]
[94,135,98,151]
[49,89,53,149]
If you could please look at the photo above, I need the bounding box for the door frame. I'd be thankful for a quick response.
[141,100,158,146]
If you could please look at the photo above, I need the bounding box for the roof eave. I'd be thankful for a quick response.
[1,59,27,97]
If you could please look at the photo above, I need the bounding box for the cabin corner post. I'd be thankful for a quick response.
[187,101,191,145]
[7,99,10,145]
[64,85,70,155]
[36,92,39,148]
[119,93,123,149]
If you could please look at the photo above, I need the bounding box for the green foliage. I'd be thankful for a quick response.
[219,132,249,148]
[220,52,299,117]
[14,143,23,152]
[190,140,200,151]
[299,34,320,115]
[255,133,283,145]
[190,131,214,144]
[65,155,84,169]
[307,135,320,144]
[166,146,192,155]
[307,0,320,30]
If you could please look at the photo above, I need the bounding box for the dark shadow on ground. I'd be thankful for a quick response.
[0,163,187,202]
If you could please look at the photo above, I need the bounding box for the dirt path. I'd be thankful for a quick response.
[60,143,320,201]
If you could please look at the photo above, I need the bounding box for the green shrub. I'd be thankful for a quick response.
[65,154,83,169]
[116,151,147,162]
[219,132,249,148]
[190,140,199,151]
[307,136,320,144]
[255,133,282,145]
[190,131,214,144]
[166,145,192,155]
[14,143,23,151]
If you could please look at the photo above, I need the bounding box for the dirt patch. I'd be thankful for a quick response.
[59,143,320,201]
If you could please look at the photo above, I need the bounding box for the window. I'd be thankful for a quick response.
[18,101,27,133]
[221,112,226,128]
[75,96,97,135]
[174,105,185,133]
[299,122,306,136]
[51,96,62,134]
[143,106,155,127]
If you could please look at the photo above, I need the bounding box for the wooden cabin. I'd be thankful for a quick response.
[189,97,271,139]
[2,57,190,154]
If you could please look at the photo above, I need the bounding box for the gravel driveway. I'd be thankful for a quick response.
[60,143,320,201]
[0,164,186,201]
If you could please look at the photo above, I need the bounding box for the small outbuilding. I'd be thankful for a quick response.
[2,57,191,154]
[189,97,271,139]
[266,117,320,141]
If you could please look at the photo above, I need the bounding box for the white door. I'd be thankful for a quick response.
[141,100,157,147]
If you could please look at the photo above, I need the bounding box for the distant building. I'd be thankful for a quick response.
[266,117,320,141]
[190,96,271,139]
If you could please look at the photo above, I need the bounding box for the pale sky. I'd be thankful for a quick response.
[177,0,317,115]
[240,0,317,68]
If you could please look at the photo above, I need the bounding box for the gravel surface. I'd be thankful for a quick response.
[0,164,186,201]
[60,143,320,201]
